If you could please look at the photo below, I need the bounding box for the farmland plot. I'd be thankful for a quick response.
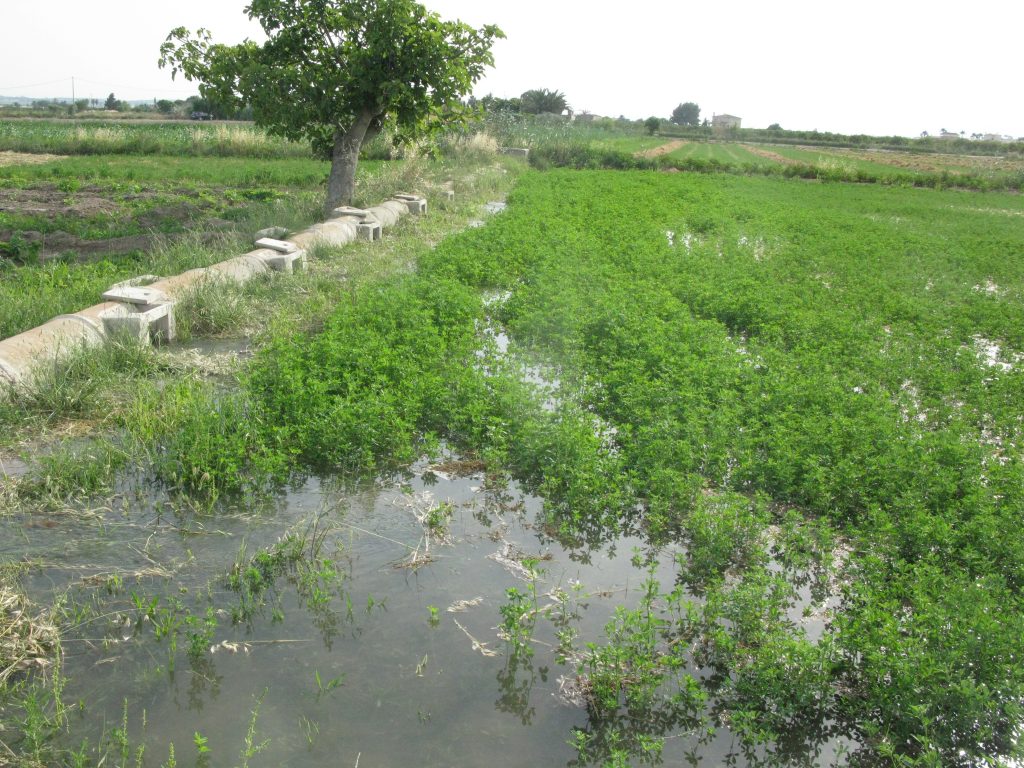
[0,154,351,339]
[3,169,1024,767]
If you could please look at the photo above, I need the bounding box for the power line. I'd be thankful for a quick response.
[0,77,72,91]
[74,77,197,95]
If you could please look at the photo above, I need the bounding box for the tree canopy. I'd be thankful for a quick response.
[520,88,569,115]
[670,102,700,126]
[159,0,503,210]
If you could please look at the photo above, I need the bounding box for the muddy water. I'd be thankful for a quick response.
[3,456,850,766]
[2,465,664,765]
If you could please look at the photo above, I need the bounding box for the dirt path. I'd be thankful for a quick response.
[636,140,688,158]
[0,152,63,167]
[742,145,801,166]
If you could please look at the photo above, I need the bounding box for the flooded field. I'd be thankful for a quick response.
[3,457,845,767]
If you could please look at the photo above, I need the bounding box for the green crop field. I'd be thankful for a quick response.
[2,113,1024,766]
[416,171,1024,765]
[27,168,1013,765]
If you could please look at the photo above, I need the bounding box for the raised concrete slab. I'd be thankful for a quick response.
[102,285,171,307]
[329,206,371,221]
[254,237,298,254]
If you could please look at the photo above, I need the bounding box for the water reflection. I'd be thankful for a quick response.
[0,455,854,767]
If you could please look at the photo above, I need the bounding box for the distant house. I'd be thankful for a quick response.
[712,113,742,134]
[982,133,1013,143]
[938,131,960,140]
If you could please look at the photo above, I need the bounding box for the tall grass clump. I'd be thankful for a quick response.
[0,120,311,159]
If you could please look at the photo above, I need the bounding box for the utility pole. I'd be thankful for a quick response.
[71,76,75,114]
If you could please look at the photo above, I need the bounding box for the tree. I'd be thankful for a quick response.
[670,102,700,126]
[104,93,120,111]
[767,122,782,131]
[520,88,569,115]
[160,0,503,211]
[480,94,521,114]
[644,116,660,136]
[156,99,175,115]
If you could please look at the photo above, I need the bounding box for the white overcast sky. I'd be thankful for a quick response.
[1,0,1021,138]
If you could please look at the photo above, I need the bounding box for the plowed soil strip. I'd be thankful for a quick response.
[742,145,800,165]
[636,140,688,158]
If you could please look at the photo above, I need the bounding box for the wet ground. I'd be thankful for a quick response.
[2,451,849,766]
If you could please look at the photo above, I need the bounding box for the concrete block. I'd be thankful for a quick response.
[254,237,297,254]
[499,147,530,158]
[259,249,307,274]
[445,190,455,202]
[100,302,176,343]
[357,221,382,241]
[393,194,427,215]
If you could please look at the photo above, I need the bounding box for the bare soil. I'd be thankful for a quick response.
[743,145,802,166]
[636,140,688,158]
[0,187,120,217]
[0,184,235,260]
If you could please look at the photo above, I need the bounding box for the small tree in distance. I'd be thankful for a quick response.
[671,102,700,126]
[104,93,120,111]
[644,117,661,136]
[160,0,503,211]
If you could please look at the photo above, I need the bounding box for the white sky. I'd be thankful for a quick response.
[1,0,1021,138]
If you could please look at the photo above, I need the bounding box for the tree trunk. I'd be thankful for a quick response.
[324,108,377,213]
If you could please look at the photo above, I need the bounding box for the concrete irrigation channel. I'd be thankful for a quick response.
[0,193,431,386]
